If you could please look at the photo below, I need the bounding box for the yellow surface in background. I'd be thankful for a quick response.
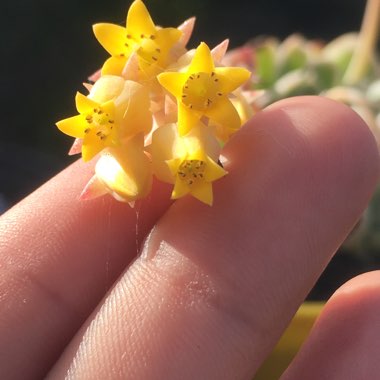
[254,302,324,380]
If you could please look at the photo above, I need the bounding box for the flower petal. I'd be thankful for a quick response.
[171,177,190,199]
[82,132,105,162]
[157,72,187,98]
[93,23,127,56]
[155,27,183,52]
[190,181,213,205]
[188,42,214,74]
[127,0,155,36]
[56,114,86,138]
[178,102,201,135]
[214,67,251,93]
[204,157,227,182]
[75,92,99,114]
[101,56,128,76]
[204,96,241,130]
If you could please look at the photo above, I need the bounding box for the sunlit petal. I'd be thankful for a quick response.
[93,23,127,56]
[204,96,241,130]
[127,0,156,36]
[75,92,99,114]
[204,157,227,182]
[56,115,86,138]
[171,177,191,199]
[82,132,105,162]
[178,102,201,135]
[157,72,187,98]
[214,67,251,93]
[188,42,215,73]
[101,56,128,76]
[190,181,213,205]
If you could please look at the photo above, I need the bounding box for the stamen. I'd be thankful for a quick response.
[181,72,220,110]
[150,35,156,40]
[178,159,206,186]
[152,56,158,61]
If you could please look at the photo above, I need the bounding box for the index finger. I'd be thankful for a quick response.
[0,159,172,379]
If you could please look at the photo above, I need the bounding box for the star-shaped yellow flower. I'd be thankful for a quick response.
[151,123,226,205]
[157,42,251,136]
[167,153,226,205]
[56,76,152,162]
[93,0,182,78]
[56,93,117,161]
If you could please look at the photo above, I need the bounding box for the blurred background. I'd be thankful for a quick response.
[1,0,373,299]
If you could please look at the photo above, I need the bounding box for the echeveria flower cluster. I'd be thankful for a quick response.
[57,0,251,205]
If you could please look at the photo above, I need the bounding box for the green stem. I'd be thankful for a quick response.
[343,0,380,85]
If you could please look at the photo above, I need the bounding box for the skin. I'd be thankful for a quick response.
[0,96,379,379]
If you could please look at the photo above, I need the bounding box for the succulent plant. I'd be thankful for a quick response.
[225,0,380,258]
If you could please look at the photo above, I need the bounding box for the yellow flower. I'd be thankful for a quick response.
[56,76,152,162]
[93,0,182,78]
[151,123,226,205]
[157,42,251,136]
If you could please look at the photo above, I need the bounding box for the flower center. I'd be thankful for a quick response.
[178,159,206,186]
[181,72,222,110]
[123,33,161,65]
[84,108,115,141]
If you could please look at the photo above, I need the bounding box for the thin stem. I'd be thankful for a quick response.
[343,0,380,85]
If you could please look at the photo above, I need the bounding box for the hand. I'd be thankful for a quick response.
[0,96,379,380]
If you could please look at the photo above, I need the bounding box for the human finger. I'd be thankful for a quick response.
[49,96,379,379]
[281,271,380,380]
[0,159,172,379]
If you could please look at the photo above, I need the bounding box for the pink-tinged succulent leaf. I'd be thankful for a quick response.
[164,95,178,122]
[79,174,108,200]
[122,52,139,81]
[211,39,229,64]
[88,69,102,83]
[178,17,196,46]
[68,138,83,155]
[82,82,93,93]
